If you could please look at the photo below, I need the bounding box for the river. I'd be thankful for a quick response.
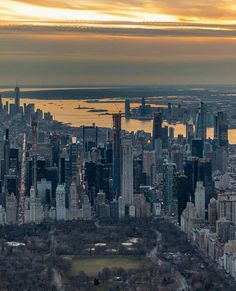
[2,97,236,144]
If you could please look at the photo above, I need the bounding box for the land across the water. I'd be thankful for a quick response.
[2,85,236,143]
[2,85,236,101]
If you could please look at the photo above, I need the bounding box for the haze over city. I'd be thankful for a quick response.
[1,0,236,86]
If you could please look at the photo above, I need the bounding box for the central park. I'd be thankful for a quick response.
[0,218,235,290]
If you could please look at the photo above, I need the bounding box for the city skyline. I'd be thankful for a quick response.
[0,0,236,86]
[1,2,236,289]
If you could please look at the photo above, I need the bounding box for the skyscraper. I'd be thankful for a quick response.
[82,124,98,153]
[4,129,10,176]
[9,148,19,173]
[196,102,207,140]
[184,157,199,201]
[82,194,92,220]
[171,146,184,172]
[68,181,78,209]
[140,97,146,116]
[56,184,66,220]
[163,163,176,213]
[70,138,78,178]
[167,102,172,121]
[198,158,213,207]
[186,120,194,144]
[214,111,228,147]
[4,175,18,199]
[51,133,60,167]
[142,149,156,185]
[0,95,2,111]
[15,85,20,114]
[208,198,217,226]
[32,120,38,194]
[125,99,131,119]
[29,186,43,224]
[194,181,205,220]
[118,196,125,218]
[162,126,169,149]
[191,138,204,158]
[121,138,133,206]
[152,112,162,144]
[68,181,80,220]
[6,192,17,224]
[169,127,174,141]
[198,158,212,186]
[112,113,122,197]
[176,174,189,223]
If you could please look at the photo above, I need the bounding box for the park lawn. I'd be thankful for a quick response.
[96,283,109,291]
[70,256,152,277]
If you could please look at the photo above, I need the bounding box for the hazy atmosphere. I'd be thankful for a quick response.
[0,0,236,86]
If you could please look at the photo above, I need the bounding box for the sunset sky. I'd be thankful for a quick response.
[0,0,236,86]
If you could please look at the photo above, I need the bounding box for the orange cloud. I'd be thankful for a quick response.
[8,0,236,23]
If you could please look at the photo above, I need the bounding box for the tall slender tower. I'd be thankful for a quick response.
[32,120,37,195]
[4,129,10,176]
[0,95,2,111]
[125,99,131,119]
[112,113,122,198]
[152,112,162,145]
[15,85,20,114]
[196,102,207,140]
[163,163,176,213]
[121,138,133,206]
[214,112,228,147]
[18,134,27,225]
